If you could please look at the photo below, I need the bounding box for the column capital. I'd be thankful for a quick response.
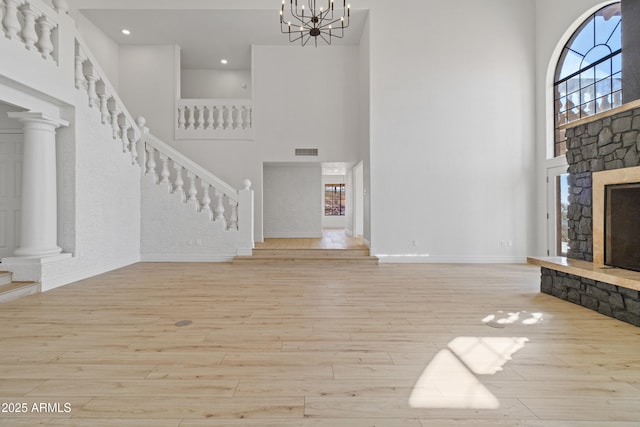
[7,112,69,129]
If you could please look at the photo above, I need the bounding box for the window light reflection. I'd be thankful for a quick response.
[409,337,528,409]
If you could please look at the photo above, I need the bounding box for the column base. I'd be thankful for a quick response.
[13,246,63,258]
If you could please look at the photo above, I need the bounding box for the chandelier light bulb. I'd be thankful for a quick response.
[279,0,352,46]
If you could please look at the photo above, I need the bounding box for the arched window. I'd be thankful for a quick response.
[554,2,622,157]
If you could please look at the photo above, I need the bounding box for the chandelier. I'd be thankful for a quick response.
[280,0,351,47]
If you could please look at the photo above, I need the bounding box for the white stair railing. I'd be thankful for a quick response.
[1,0,63,62]
[74,35,141,166]
[176,99,253,140]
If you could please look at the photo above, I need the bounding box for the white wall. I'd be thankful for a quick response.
[368,0,536,262]
[252,45,360,163]
[263,163,322,238]
[181,69,252,99]
[533,0,616,256]
[322,175,347,229]
[118,45,180,145]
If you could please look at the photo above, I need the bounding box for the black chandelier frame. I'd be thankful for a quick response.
[280,0,351,47]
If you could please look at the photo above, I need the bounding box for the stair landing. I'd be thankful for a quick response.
[234,230,378,264]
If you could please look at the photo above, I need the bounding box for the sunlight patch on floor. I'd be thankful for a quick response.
[409,336,529,409]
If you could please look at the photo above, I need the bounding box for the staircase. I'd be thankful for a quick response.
[0,271,39,304]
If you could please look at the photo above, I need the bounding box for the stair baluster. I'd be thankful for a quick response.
[109,101,120,140]
[128,127,138,165]
[229,200,239,230]
[75,48,87,89]
[213,106,222,129]
[36,14,55,61]
[145,144,158,183]
[173,163,186,202]
[214,190,226,224]
[97,81,110,124]
[205,106,214,130]
[187,172,199,210]
[19,3,38,52]
[201,183,213,220]
[159,154,171,191]
[186,106,195,130]
[177,107,185,129]
[118,115,130,153]
[3,0,21,42]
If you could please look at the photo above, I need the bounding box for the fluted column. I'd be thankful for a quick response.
[8,112,69,258]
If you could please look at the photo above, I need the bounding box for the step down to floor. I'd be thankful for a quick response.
[0,271,12,286]
[0,271,40,303]
[233,249,378,264]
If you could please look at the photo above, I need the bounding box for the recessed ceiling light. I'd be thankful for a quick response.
[121,29,131,35]
[221,59,228,65]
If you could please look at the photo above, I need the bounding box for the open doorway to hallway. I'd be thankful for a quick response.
[262,161,365,242]
[322,161,364,239]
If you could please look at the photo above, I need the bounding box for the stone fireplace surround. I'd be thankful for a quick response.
[529,100,640,327]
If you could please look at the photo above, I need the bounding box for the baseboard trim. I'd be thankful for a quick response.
[41,255,141,292]
[377,255,528,264]
[141,254,235,262]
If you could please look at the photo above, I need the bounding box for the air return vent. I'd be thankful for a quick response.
[295,148,319,156]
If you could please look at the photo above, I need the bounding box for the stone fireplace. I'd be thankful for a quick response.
[529,101,640,327]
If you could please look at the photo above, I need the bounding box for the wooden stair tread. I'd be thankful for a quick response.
[0,281,38,294]
[0,271,12,286]
[252,248,370,256]
[0,281,39,303]
[234,250,378,264]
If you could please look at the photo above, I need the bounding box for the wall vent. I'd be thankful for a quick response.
[295,148,319,156]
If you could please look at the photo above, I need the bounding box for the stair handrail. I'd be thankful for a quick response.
[140,125,240,200]
[74,31,141,142]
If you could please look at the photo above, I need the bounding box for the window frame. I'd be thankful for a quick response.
[553,2,622,157]
[324,183,346,217]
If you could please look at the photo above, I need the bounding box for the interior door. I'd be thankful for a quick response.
[0,132,22,259]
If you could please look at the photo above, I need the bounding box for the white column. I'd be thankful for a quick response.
[8,112,69,258]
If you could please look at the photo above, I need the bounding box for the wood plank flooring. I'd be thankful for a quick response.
[1,262,640,426]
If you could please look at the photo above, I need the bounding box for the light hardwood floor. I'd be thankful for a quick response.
[1,262,640,426]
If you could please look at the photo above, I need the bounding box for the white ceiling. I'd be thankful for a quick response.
[80,8,368,70]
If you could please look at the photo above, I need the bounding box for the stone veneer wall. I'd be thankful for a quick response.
[541,267,640,326]
[566,105,640,261]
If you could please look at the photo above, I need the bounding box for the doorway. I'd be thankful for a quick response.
[547,165,569,256]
